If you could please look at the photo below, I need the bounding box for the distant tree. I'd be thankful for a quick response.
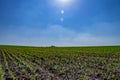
[50,45,56,47]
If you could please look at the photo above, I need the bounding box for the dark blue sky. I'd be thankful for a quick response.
[0,0,120,46]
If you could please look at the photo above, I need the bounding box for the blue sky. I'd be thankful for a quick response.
[0,0,120,46]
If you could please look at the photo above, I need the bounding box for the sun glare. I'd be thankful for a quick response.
[50,0,76,22]
[52,0,73,8]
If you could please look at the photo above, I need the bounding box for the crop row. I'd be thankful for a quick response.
[0,46,120,80]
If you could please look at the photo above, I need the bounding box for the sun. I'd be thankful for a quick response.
[59,0,70,4]
[58,0,72,5]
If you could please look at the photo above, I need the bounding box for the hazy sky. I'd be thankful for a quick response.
[0,0,120,46]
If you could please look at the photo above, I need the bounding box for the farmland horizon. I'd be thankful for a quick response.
[0,44,120,48]
[0,0,120,79]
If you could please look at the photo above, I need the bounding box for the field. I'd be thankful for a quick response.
[0,45,120,80]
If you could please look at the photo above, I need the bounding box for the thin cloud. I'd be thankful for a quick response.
[0,24,120,46]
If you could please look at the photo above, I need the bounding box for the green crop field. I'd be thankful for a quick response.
[0,45,120,80]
